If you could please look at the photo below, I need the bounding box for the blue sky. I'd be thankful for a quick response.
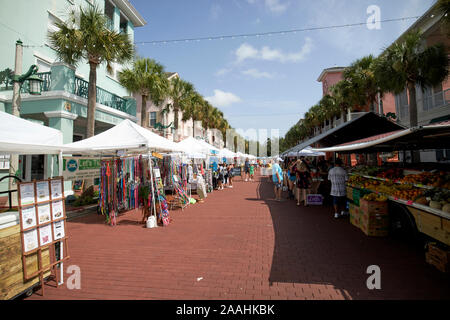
[130,0,436,139]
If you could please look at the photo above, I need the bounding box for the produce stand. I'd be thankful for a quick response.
[313,123,450,272]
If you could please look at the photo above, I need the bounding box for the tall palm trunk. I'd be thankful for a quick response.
[141,94,148,127]
[86,62,98,138]
[407,82,420,163]
[192,117,195,138]
[407,82,418,127]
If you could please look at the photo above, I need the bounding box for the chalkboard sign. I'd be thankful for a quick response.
[231,167,241,176]
[306,194,323,205]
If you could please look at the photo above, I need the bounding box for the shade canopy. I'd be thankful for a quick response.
[64,119,184,155]
[288,112,404,153]
[218,148,237,159]
[177,137,219,155]
[285,146,326,157]
[0,111,65,155]
[312,122,450,154]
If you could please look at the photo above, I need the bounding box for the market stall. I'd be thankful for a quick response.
[0,111,71,299]
[312,123,450,273]
[64,119,184,228]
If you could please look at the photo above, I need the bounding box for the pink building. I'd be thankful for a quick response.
[317,67,345,96]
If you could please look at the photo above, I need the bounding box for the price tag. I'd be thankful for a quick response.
[417,184,423,188]
[407,200,413,205]
[394,197,398,200]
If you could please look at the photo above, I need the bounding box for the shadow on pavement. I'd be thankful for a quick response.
[257,174,450,300]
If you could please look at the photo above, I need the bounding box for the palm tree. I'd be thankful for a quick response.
[376,30,449,127]
[344,55,381,113]
[330,79,356,123]
[118,58,168,127]
[49,4,134,137]
[182,91,204,137]
[319,94,340,128]
[164,77,194,139]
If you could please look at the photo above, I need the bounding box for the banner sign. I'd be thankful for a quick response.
[62,157,101,180]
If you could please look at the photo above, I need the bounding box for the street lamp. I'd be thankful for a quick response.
[11,64,43,96]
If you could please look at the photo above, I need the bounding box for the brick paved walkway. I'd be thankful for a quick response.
[26,173,450,300]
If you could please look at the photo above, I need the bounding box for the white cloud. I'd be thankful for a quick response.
[235,43,259,63]
[205,90,242,107]
[242,68,274,79]
[265,0,288,14]
[215,68,232,77]
[234,37,313,63]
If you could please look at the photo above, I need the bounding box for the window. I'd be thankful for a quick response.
[149,112,157,127]
[436,149,450,162]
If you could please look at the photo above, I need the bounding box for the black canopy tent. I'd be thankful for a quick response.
[286,112,404,154]
[312,122,450,154]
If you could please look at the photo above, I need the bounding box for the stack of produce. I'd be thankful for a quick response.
[359,193,389,237]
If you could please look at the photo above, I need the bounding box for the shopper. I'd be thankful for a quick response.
[223,163,229,186]
[294,160,311,207]
[328,158,348,219]
[287,160,296,200]
[218,164,225,190]
[227,164,234,188]
[244,158,250,181]
[272,159,284,201]
[249,163,255,181]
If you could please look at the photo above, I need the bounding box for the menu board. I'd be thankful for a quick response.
[23,229,39,253]
[21,205,37,229]
[20,183,35,206]
[50,179,63,200]
[36,181,50,203]
[37,203,51,225]
[39,224,53,246]
[53,220,65,240]
[51,200,64,220]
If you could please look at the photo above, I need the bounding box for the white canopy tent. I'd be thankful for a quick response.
[217,148,237,159]
[0,111,67,155]
[177,137,219,155]
[64,119,184,155]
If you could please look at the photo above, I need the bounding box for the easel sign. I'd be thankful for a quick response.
[17,177,70,297]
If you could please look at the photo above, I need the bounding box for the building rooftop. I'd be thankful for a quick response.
[113,0,147,27]
[317,67,346,82]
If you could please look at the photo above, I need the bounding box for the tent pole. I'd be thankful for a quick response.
[58,151,64,285]
[148,151,157,226]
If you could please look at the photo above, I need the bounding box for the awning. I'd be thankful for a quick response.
[0,111,67,155]
[64,119,184,155]
[288,112,404,153]
[312,122,450,153]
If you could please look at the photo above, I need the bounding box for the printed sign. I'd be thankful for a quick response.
[50,179,63,199]
[53,220,65,240]
[39,224,53,246]
[231,167,241,176]
[23,229,38,253]
[62,157,101,181]
[153,169,161,179]
[36,181,50,203]
[20,183,35,206]
[306,194,323,206]
[52,200,64,220]
[21,206,37,229]
[37,203,51,225]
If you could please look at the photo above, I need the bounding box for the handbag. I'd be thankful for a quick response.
[146,215,157,228]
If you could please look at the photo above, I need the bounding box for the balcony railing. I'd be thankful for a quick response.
[20,72,51,94]
[419,88,450,111]
[73,76,127,113]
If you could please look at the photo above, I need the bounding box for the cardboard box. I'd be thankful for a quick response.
[360,199,388,215]
[346,187,353,201]
[427,243,450,265]
[360,223,389,237]
[426,251,449,273]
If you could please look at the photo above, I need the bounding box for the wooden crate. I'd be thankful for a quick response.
[426,251,449,273]
[408,207,450,246]
[360,212,389,227]
[0,224,51,300]
[426,242,450,265]
[346,187,353,201]
[360,223,389,237]
[359,199,388,215]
